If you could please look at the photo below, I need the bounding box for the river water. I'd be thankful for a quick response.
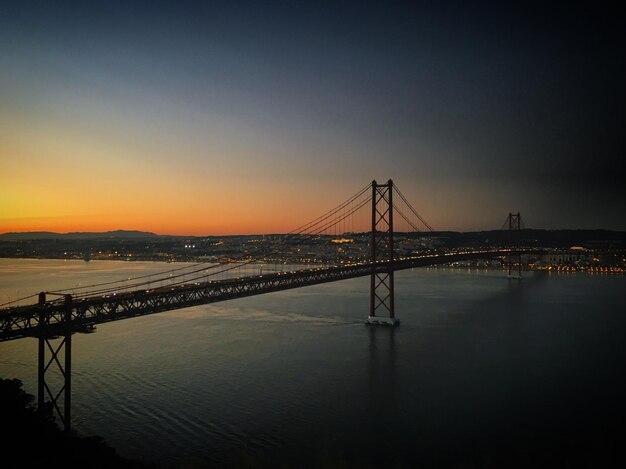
[1,258,625,467]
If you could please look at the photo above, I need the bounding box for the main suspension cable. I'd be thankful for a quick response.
[393,185,434,231]
[48,185,373,299]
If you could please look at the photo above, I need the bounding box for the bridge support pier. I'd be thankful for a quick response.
[37,292,72,432]
[366,180,399,326]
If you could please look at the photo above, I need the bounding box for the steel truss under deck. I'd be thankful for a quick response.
[1,250,533,342]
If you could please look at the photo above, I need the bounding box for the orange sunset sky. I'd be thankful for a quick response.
[1,2,623,235]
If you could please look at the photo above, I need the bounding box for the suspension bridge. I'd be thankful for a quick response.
[0,179,534,430]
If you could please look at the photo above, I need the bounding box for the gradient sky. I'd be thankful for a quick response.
[1,1,624,234]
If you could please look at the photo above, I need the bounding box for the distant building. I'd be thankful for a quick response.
[541,250,591,266]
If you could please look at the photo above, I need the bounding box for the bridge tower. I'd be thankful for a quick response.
[506,212,523,279]
[367,179,399,326]
[37,292,73,432]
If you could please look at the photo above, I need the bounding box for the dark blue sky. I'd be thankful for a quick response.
[1,1,624,233]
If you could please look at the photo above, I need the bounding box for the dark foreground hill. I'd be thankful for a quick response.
[0,377,156,468]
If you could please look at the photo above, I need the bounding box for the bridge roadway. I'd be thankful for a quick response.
[0,249,534,342]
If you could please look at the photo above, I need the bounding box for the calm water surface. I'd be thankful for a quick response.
[1,258,625,467]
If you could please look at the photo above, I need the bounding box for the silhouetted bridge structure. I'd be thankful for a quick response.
[0,180,534,431]
[0,249,532,342]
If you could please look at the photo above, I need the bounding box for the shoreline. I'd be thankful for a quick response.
[0,256,623,275]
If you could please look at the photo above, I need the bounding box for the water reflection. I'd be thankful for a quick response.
[367,325,397,403]
[2,262,625,467]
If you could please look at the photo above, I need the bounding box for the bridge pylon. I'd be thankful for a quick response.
[37,292,73,432]
[366,179,399,326]
[505,212,523,279]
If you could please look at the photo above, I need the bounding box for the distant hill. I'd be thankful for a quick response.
[1,228,624,245]
[0,230,160,240]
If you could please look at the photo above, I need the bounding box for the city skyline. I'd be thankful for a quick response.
[1,1,624,235]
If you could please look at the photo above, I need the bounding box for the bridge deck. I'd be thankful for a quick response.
[0,250,534,341]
